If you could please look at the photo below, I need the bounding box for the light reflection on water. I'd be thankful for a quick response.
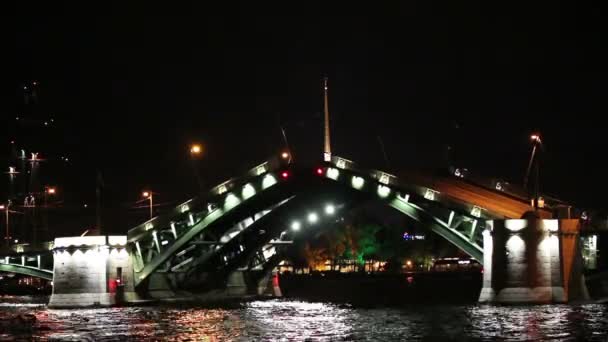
[0,297,607,341]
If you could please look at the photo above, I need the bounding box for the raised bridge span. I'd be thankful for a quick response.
[0,155,601,307]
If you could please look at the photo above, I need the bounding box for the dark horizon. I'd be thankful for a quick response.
[5,3,608,235]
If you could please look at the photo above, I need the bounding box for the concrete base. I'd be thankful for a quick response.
[479,287,565,304]
[48,236,139,308]
[49,292,141,308]
[479,219,589,304]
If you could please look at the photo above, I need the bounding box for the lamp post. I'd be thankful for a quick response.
[189,143,204,195]
[142,191,154,220]
[524,134,542,210]
[43,186,56,239]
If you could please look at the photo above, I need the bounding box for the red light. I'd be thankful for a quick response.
[316,168,324,175]
[281,171,289,179]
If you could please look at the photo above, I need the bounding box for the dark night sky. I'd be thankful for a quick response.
[5,3,608,233]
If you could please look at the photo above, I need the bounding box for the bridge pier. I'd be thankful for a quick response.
[49,236,141,308]
[479,219,589,304]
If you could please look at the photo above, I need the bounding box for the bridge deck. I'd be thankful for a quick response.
[399,172,552,219]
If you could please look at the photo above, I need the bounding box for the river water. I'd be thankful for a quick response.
[0,296,607,341]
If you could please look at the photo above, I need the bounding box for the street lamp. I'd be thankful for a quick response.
[142,191,154,220]
[189,144,204,195]
[524,133,542,211]
[190,144,203,156]
[44,186,57,207]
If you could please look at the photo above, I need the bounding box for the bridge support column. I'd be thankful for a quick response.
[49,236,140,308]
[479,219,589,304]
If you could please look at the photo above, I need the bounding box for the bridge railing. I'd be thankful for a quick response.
[128,158,285,243]
[326,156,486,260]
[0,241,54,257]
[330,156,498,221]
[128,156,291,285]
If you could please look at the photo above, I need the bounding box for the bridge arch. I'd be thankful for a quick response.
[129,156,517,290]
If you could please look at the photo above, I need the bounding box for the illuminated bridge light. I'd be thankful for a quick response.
[424,189,436,201]
[256,165,266,176]
[545,220,559,233]
[242,183,256,199]
[507,235,525,252]
[471,206,482,218]
[351,176,364,190]
[325,204,335,215]
[397,193,410,203]
[145,223,154,231]
[262,174,277,189]
[217,184,227,195]
[336,158,346,169]
[377,185,391,198]
[379,173,390,185]
[291,221,301,231]
[307,212,318,223]
[326,167,339,180]
[505,220,527,232]
[181,204,189,213]
[225,192,241,208]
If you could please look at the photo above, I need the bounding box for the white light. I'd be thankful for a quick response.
[351,176,365,189]
[262,174,277,189]
[217,184,227,195]
[242,183,256,199]
[471,206,482,218]
[377,185,391,198]
[108,236,127,245]
[327,167,340,180]
[307,213,318,223]
[505,220,527,232]
[325,204,335,215]
[256,165,266,176]
[507,235,525,253]
[424,189,436,201]
[379,173,390,185]
[398,193,410,203]
[336,159,346,169]
[291,221,301,231]
[544,220,559,232]
[324,152,332,162]
[181,204,189,213]
[145,223,154,231]
[225,192,240,208]
[54,236,106,248]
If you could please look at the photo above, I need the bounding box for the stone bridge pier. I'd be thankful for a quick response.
[479,219,589,304]
[49,236,140,308]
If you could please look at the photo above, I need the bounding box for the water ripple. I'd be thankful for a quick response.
[0,298,606,341]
